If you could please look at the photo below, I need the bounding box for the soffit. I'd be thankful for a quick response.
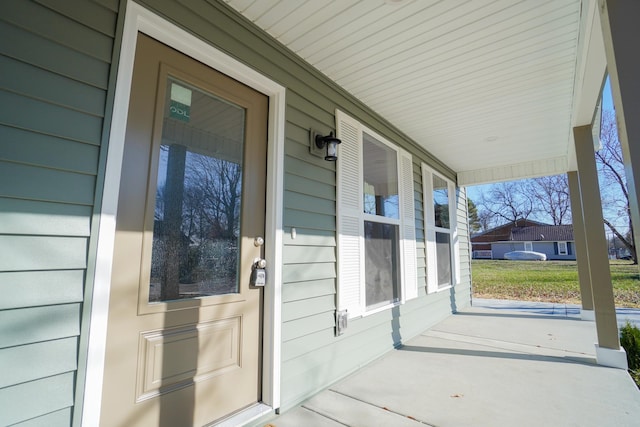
[224,0,602,185]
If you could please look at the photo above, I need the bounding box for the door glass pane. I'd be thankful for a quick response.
[149,78,245,303]
[364,221,400,309]
[363,133,399,219]
[433,174,449,229]
[436,232,452,288]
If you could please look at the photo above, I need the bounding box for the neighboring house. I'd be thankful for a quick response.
[471,219,545,258]
[0,1,633,426]
[491,225,576,261]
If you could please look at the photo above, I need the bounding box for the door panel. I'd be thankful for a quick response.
[100,33,268,426]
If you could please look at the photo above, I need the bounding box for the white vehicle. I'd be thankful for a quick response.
[504,250,547,261]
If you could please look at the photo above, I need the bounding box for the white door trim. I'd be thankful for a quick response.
[83,2,285,425]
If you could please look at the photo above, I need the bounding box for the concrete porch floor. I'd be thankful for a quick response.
[260,305,640,427]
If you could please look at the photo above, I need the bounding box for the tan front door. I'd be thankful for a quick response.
[100,33,268,426]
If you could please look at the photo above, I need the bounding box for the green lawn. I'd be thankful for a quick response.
[471,259,640,308]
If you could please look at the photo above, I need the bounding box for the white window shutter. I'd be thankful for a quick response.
[336,110,364,318]
[400,150,418,300]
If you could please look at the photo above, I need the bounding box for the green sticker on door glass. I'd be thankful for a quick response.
[169,83,192,122]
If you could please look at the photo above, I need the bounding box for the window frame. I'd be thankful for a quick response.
[336,110,417,319]
[362,131,402,311]
[558,241,568,255]
[524,241,533,251]
[421,163,459,294]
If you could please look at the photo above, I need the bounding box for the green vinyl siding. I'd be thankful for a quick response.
[0,304,80,351]
[0,0,118,425]
[0,56,107,117]
[33,0,118,37]
[0,126,100,175]
[0,22,110,91]
[0,199,91,237]
[283,245,336,264]
[282,278,336,304]
[0,337,78,389]
[285,173,335,200]
[11,409,72,427]
[0,161,96,205]
[456,187,472,308]
[282,295,337,323]
[282,263,336,284]
[0,270,84,310]
[0,90,103,144]
[0,236,87,271]
[283,208,335,231]
[414,158,428,291]
[284,190,336,216]
[0,373,75,426]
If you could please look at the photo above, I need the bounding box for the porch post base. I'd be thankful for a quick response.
[581,309,595,321]
[595,344,628,369]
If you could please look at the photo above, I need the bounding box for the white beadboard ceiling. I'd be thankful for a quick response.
[225,0,606,186]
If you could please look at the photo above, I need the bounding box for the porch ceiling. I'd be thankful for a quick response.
[224,0,606,186]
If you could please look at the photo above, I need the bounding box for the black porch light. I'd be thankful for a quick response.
[310,130,342,161]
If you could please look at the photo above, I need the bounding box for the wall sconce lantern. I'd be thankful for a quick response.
[310,129,341,161]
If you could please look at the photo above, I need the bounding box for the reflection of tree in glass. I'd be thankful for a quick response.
[151,144,242,301]
[185,153,241,240]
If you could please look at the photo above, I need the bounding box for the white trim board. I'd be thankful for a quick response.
[82,2,285,425]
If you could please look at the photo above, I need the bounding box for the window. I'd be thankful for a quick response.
[336,110,417,318]
[524,241,533,251]
[558,241,568,255]
[363,133,401,309]
[422,164,459,293]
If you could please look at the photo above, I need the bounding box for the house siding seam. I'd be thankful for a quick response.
[0,0,118,425]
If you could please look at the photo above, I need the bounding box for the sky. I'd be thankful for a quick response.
[603,77,614,111]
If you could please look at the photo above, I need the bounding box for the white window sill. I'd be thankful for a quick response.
[358,301,402,318]
[428,284,454,294]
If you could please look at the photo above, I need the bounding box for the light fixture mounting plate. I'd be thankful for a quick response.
[309,129,326,159]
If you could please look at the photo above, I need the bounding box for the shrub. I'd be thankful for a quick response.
[620,321,640,388]
[621,322,640,370]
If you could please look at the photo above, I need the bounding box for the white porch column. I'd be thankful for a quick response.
[574,125,626,369]
[598,0,640,263]
[567,171,594,320]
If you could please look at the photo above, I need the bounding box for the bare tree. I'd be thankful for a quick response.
[480,181,534,225]
[530,175,571,225]
[477,209,494,232]
[477,177,570,228]
[596,110,636,263]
